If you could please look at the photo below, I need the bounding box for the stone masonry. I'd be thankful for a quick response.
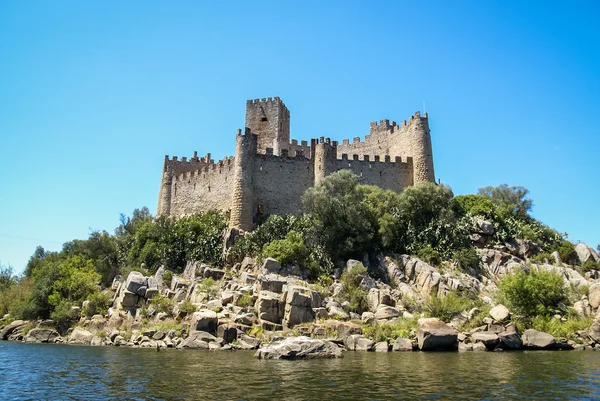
[157,97,436,232]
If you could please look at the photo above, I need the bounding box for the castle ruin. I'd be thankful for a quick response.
[157,97,435,232]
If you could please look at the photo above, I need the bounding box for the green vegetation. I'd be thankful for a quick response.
[262,231,309,266]
[177,299,197,314]
[82,291,111,318]
[236,294,254,308]
[361,316,419,343]
[498,270,568,317]
[336,263,368,314]
[197,277,218,297]
[423,291,482,322]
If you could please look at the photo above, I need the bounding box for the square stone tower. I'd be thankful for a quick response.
[245,97,290,155]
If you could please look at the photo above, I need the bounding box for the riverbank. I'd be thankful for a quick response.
[2,245,600,357]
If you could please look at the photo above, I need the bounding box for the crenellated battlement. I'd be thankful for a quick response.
[246,96,283,105]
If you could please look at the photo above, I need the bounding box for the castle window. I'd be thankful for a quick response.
[194,183,196,190]
[208,186,211,192]
[261,117,267,122]
[257,204,264,214]
[260,165,263,171]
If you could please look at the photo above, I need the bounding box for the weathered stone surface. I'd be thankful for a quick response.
[471,332,500,350]
[283,286,315,328]
[417,318,458,351]
[258,274,287,293]
[125,271,147,294]
[356,337,374,351]
[254,336,342,360]
[489,304,510,322]
[522,329,556,350]
[119,290,139,308]
[575,244,600,264]
[498,331,522,350]
[217,324,238,344]
[256,291,283,324]
[374,305,400,320]
[472,342,487,352]
[262,258,281,274]
[25,328,60,343]
[392,337,413,352]
[69,327,94,345]
[374,341,390,352]
[190,310,218,333]
[0,320,27,340]
[204,268,225,281]
[589,283,600,309]
[237,334,261,350]
[367,288,393,312]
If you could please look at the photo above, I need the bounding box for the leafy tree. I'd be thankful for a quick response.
[301,170,378,264]
[0,264,13,290]
[478,184,533,220]
[62,230,118,286]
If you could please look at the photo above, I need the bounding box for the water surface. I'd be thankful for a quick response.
[1,342,599,400]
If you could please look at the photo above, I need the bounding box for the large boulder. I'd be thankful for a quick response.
[392,337,413,351]
[374,342,390,352]
[575,244,600,264]
[522,329,556,350]
[69,327,94,345]
[367,288,393,312]
[24,328,60,343]
[489,304,510,322]
[283,286,315,328]
[498,331,522,350]
[254,336,342,360]
[374,305,400,320]
[258,274,287,294]
[125,271,147,294]
[588,283,600,309]
[190,310,218,333]
[261,258,282,274]
[471,332,500,350]
[0,320,27,340]
[417,318,458,351]
[256,291,284,324]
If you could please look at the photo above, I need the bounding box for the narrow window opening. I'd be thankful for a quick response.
[257,204,264,215]
[261,117,267,122]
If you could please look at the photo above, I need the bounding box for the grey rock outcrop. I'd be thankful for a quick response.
[254,336,342,359]
[69,327,94,345]
[522,329,556,350]
[24,328,60,343]
[417,318,458,351]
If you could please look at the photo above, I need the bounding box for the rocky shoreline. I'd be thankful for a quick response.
[2,243,600,360]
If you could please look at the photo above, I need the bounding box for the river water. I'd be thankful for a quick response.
[1,342,599,400]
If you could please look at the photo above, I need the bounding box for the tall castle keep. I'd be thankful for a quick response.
[157,97,435,232]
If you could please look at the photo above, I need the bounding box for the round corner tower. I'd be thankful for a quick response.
[229,128,257,232]
[406,111,435,184]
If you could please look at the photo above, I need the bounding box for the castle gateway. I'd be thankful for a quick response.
[157,97,435,232]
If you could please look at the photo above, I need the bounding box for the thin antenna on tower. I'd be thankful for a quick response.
[423,101,426,114]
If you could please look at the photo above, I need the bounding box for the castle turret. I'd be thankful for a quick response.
[405,112,435,184]
[245,97,290,155]
[229,128,257,232]
[157,156,173,217]
[312,137,338,185]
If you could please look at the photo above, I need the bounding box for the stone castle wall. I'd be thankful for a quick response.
[157,97,435,231]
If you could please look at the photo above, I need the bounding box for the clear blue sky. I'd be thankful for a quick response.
[1,1,598,274]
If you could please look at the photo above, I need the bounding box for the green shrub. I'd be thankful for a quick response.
[50,300,76,331]
[262,231,309,266]
[455,194,496,219]
[198,277,218,297]
[417,245,442,266]
[82,291,111,318]
[423,291,479,322]
[580,259,599,272]
[499,269,568,317]
[151,294,174,316]
[336,263,368,314]
[237,294,254,308]
[528,315,593,340]
[361,316,419,343]
[550,240,577,265]
[162,270,173,288]
[178,299,197,314]
[452,247,481,273]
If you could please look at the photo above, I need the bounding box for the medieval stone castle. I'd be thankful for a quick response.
[157,97,435,232]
